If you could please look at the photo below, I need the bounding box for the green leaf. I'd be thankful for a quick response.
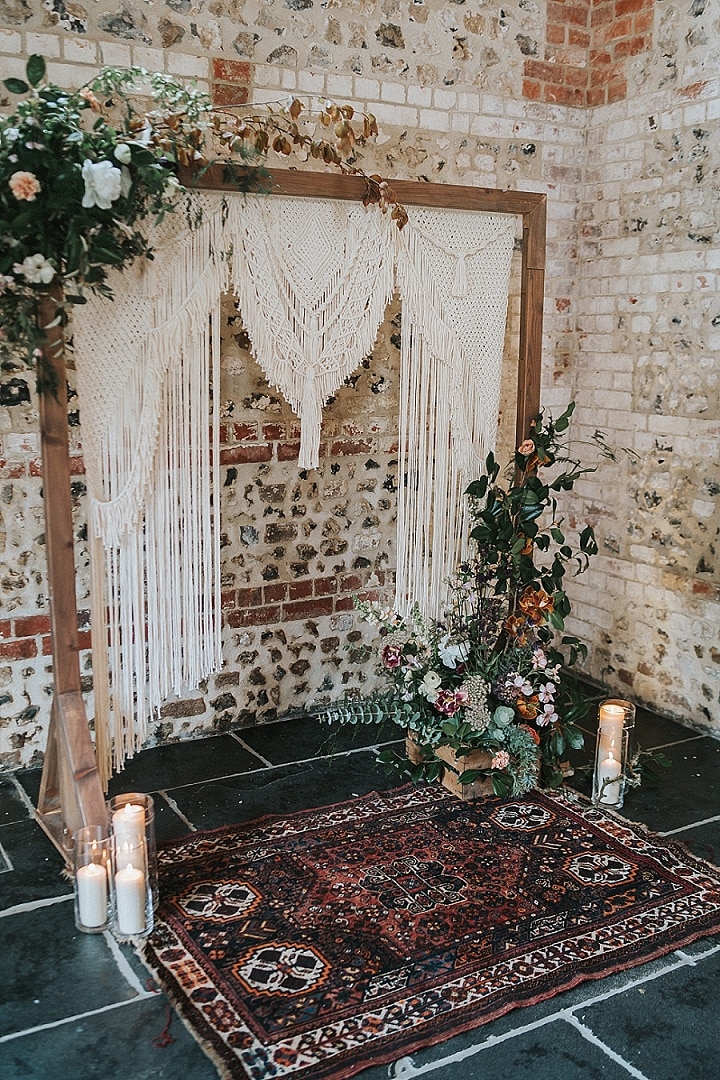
[3,78,29,95]
[26,54,46,88]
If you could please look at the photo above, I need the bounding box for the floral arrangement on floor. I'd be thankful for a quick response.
[322,403,600,796]
[0,54,405,378]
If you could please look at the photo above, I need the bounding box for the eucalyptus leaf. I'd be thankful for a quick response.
[4,78,29,95]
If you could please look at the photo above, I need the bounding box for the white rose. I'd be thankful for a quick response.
[113,143,132,165]
[438,637,469,669]
[81,159,123,209]
[419,670,442,702]
[13,253,55,285]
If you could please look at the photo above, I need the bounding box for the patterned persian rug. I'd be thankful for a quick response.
[142,784,720,1080]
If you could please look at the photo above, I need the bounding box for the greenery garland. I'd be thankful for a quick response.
[0,54,406,380]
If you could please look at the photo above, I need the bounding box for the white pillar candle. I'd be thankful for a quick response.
[115,863,147,935]
[76,862,108,928]
[112,802,145,846]
[597,749,622,806]
[599,701,624,739]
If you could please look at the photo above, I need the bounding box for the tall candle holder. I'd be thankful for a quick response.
[107,792,159,910]
[109,835,154,942]
[592,698,636,809]
[73,825,111,934]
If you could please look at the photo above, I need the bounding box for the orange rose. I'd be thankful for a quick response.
[516,696,539,720]
[518,586,554,624]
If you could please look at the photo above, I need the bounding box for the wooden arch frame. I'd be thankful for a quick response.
[36,170,546,859]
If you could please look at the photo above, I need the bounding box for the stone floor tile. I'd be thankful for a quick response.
[0,776,31,826]
[238,713,401,765]
[0,818,69,910]
[164,751,398,832]
[0,902,137,1037]
[575,947,720,1080]
[355,1018,635,1080]
[1,995,218,1080]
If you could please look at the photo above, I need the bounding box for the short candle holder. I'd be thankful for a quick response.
[592,698,636,810]
[73,825,111,934]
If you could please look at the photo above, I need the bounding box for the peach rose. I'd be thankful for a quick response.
[9,171,41,201]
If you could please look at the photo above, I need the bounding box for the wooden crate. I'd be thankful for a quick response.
[405,735,495,801]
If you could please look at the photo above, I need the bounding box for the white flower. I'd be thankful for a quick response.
[113,143,132,165]
[537,704,559,727]
[4,127,20,143]
[13,253,55,284]
[418,671,442,702]
[537,681,556,704]
[437,637,469,669]
[81,159,123,209]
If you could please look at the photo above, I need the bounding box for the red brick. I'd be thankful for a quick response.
[522,78,542,101]
[333,596,355,612]
[0,620,10,639]
[220,422,258,443]
[0,460,25,478]
[523,59,557,82]
[262,424,285,441]
[212,83,250,108]
[678,81,707,99]
[568,27,590,47]
[29,456,85,477]
[221,589,237,610]
[564,4,591,26]
[544,82,585,106]
[220,445,273,465]
[340,574,363,592]
[615,0,644,14]
[13,615,51,637]
[264,583,288,602]
[288,580,313,600]
[277,442,302,462]
[590,2,615,26]
[237,587,263,608]
[634,10,654,33]
[563,65,589,88]
[77,630,92,650]
[614,35,650,58]
[282,597,334,621]
[212,58,252,83]
[587,85,607,106]
[589,47,613,66]
[226,605,281,627]
[314,577,337,596]
[607,74,628,102]
[330,439,373,457]
[547,23,566,44]
[0,638,38,660]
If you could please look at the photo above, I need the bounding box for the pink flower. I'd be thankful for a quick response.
[491,750,510,770]
[517,439,535,456]
[9,171,41,201]
[434,688,468,715]
[381,643,403,669]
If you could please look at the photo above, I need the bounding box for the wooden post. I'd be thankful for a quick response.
[35,286,107,864]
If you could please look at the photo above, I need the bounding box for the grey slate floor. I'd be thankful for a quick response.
[1,702,720,1080]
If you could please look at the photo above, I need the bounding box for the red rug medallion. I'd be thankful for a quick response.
[142,785,720,1079]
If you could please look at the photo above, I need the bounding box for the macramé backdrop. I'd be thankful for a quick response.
[73,192,516,783]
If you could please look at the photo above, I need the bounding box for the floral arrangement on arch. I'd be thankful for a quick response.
[323,403,600,797]
[0,54,405,377]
